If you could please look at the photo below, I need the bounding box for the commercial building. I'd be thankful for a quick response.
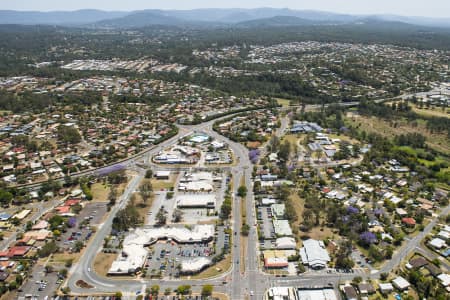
[180,257,212,274]
[265,287,296,300]
[109,225,214,275]
[296,287,338,300]
[155,171,170,180]
[264,257,289,269]
[176,194,216,208]
[273,220,293,237]
[271,204,286,219]
[299,239,330,269]
[275,237,297,250]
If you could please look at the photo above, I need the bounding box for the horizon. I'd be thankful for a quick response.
[0,0,449,19]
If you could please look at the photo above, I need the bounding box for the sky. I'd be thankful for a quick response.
[0,0,449,18]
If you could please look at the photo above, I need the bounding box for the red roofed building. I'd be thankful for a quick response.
[55,206,71,214]
[0,246,31,258]
[402,218,416,227]
[264,257,289,269]
[64,199,81,206]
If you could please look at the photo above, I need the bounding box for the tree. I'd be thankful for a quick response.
[145,169,153,179]
[237,186,247,198]
[139,181,153,204]
[241,223,250,236]
[38,241,58,258]
[0,189,13,205]
[201,284,213,297]
[278,140,291,161]
[172,209,183,223]
[156,207,167,225]
[150,285,160,296]
[73,241,84,252]
[108,186,118,207]
[164,288,171,295]
[15,274,23,285]
[176,285,191,295]
[59,268,68,278]
[44,265,54,274]
[57,125,81,144]
[114,292,122,299]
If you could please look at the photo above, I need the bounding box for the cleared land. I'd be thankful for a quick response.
[410,106,449,119]
[346,114,450,155]
[276,98,291,108]
[93,252,118,277]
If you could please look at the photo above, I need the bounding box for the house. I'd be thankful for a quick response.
[379,283,394,294]
[402,218,416,227]
[299,239,330,269]
[437,273,450,287]
[357,283,375,295]
[392,276,410,291]
[0,222,12,230]
[32,220,49,230]
[0,246,31,258]
[437,230,450,241]
[425,263,442,277]
[56,206,71,214]
[0,212,11,221]
[408,257,428,269]
[0,271,9,282]
[343,285,358,300]
[429,238,446,249]
[12,209,31,220]
[395,208,408,217]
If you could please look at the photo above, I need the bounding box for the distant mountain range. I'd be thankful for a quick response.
[1,8,449,29]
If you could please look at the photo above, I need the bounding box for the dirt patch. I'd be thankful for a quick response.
[76,279,94,289]
[93,252,118,277]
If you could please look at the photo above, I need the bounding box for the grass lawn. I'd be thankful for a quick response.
[281,134,305,147]
[91,183,110,202]
[289,192,304,229]
[150,177,175,190]
[93,252,118,277]
[50,252,83,265]
[306,227,335,241]
[240,236,247,274]
[187,254,232,279]
[276,98,291,107]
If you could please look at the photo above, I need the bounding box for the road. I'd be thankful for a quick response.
[62,101,448,299]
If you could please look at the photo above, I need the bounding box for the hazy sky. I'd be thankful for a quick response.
[0,0,449,18]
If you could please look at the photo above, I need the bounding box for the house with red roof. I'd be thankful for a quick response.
[402,217,416,227]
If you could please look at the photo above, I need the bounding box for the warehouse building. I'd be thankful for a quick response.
[299,239,330,269]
